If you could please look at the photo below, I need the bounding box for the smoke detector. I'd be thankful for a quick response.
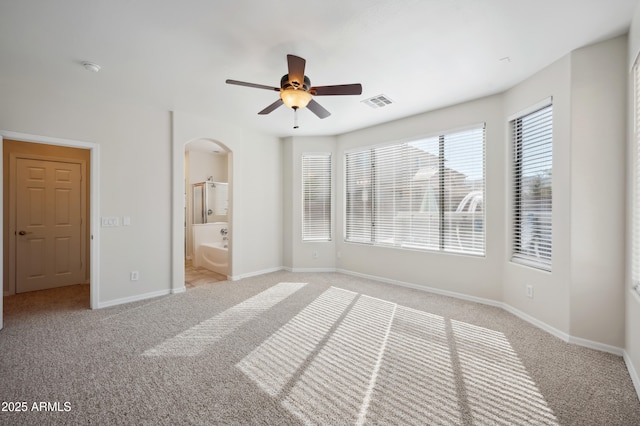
[82,62,101,73]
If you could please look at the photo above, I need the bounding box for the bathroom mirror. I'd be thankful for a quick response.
[192,181,228,224]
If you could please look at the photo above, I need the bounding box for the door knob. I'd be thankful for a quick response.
[18,230,32,235]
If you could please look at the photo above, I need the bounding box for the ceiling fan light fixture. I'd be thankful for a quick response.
[280,88,312,109]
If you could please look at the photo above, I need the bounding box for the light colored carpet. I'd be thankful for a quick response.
[1,271,639,425]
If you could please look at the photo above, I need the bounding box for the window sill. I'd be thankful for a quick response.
[343,239,485,258]
[510,256,552,272]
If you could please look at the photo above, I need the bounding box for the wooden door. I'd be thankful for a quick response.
[15,158,84,293]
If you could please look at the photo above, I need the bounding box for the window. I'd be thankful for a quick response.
[633,62,640,294]
[302,153,332,241]
[345,126,485,255]
[511,102,553,270]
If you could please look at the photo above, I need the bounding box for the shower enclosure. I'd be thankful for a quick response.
[192,181,228,224]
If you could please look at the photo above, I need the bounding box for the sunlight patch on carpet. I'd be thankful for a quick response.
[364,306,461,424]
[282,295,396,425]
[452,320,559,425]
[236,287,559,425]
[237,287,358,396]
[142,282,307,357]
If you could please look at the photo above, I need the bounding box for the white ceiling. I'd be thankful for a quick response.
[0,0,636,138]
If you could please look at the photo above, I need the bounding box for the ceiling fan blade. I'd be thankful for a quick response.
[226,79,280,91]
[258,99,284,115]
[287,54,306,88]
[307,99,331,119]
[310,83,363,96]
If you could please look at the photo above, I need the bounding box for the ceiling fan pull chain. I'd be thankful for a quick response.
[293,106,299,129]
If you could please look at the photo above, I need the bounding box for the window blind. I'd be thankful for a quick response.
[633,62,640,293]
[512,103,553,270]
[345,126,485,255]
[372,140,440,250]
[443,128,485,254]
[345,150,372,243]
[302,154,332,241]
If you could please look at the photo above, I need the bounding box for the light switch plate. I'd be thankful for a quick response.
[101,216,119,227]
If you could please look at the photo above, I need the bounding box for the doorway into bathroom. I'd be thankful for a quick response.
[184,139,231,288]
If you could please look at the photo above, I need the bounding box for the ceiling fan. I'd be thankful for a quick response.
[226,54,362,128]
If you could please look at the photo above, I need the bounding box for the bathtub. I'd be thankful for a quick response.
[195,242,228,276]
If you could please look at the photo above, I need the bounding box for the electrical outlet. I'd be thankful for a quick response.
[526,284,534,299]
[130,271,139,281]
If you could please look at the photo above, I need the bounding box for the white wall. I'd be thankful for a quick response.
[233,128,283,277]
[502,55,573,337]
[0,75,172,304]
[188,150,227,184]
[570,35,627,347]
[501,35,628,349]
[283,137,293,268]
[283,136,337,271]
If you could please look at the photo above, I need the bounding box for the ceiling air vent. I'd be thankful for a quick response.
[362,94,393,109]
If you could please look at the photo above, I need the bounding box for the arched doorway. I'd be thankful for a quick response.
[184,139,232,287]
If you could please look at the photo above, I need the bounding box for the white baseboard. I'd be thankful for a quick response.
[337,268,624,356]
[171,286,186,294]
[500,304,622,355]
[337,268,503,308]
[624,351,640,401]
[229,266,285,281]
[96,289,171,309]
[567,335,623,356]
[287,267,338,273]
[501,303,570,342]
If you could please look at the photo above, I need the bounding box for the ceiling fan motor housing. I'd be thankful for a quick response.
[281,74,311,91]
